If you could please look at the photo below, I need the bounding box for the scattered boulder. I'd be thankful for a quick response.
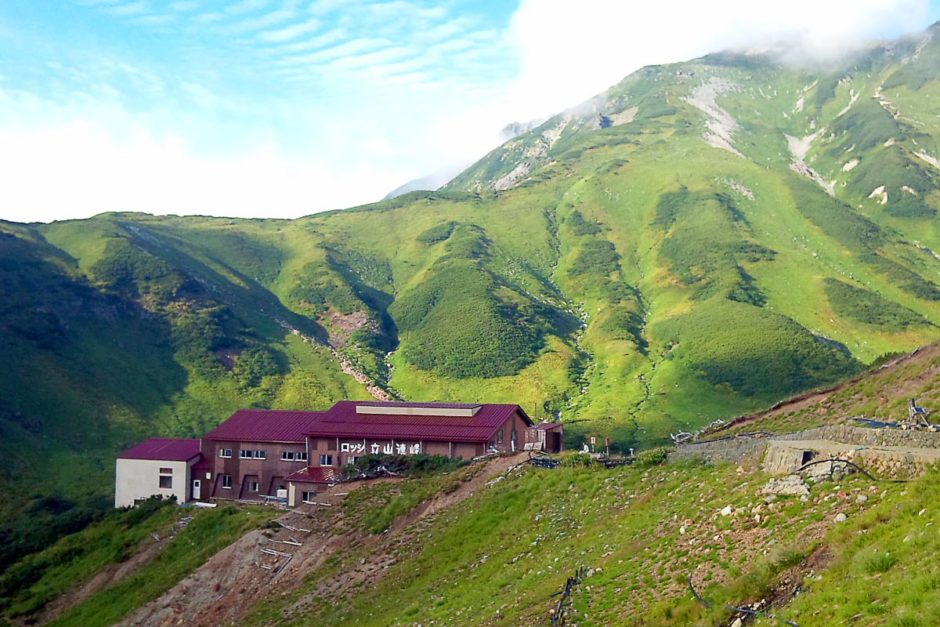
[720,505,734,517]
[759,475,810,498]
[835,513,848,523]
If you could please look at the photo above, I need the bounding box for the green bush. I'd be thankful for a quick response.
[568,239,620,276]
[824,278,926,330]
[558,452,598,467]
[343,454,466,480]
[416,221,459,244]
[567,211,602,236]
[635,447,669,468]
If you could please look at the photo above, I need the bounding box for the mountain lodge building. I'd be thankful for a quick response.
[115,400,562,508]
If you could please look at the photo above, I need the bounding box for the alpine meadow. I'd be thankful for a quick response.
[5,17,940,624]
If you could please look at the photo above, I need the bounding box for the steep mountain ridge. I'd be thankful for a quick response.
[5,21,940,569]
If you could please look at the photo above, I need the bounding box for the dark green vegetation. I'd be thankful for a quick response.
[343,453,467,481]
[721,340,940,436]
[824,278,928,330]
[6,20,940,581]
[0,497,175,619]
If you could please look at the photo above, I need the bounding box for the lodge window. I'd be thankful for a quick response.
[254,450,266,459]
[159,476,172,489]
[281,451,294,461]
[248,481,260,492]
[297,451,308,462]
[239,450,252,459]
[222,474,232,489]
[301,491,316,504]
[497,429,503,445]
[319,454,333,466]
[281,451,305,462]
[159,467,173,474]
[220,448,232,458]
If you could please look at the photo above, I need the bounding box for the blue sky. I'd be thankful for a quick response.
[1,0,939,222]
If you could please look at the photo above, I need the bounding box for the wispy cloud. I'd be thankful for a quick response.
[258,17,320,43]
[271,27,347,53]
[227,0,274,15]
[106,1,149,17]
[276,37,389,66]
[169,1,199,11]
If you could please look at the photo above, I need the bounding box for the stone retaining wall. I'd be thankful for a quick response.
[778,425,940,449]
[667,436,769,464]
[669,424,940,479]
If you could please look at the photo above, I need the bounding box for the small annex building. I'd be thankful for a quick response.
[115,438,201,507]
[115,400,561,508]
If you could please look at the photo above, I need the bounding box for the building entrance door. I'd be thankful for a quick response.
[192,479,201,500]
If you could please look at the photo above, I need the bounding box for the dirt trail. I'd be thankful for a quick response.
[118,454,527,627]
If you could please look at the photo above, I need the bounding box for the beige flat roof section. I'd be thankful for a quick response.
[355,405,482,417]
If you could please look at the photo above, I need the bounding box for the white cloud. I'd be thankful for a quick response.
[0,116,404,222]
[504,0,933,120]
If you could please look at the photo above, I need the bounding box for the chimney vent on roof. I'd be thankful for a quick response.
[355,404,482,417]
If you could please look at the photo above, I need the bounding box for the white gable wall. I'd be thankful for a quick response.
[115,458,193,507]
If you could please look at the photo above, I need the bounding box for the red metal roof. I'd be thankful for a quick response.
[118,438,201,462]
[204,409,324,443]
[286,466,338,484]
[303,401,531,443]
[535,421,563,431]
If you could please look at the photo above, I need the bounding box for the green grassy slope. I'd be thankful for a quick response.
[717,341,940,436]
[0,218,369,568]
[9,339,940,625]
[0,497,273,626]
[5,21,940,572]
[242,455,936,626]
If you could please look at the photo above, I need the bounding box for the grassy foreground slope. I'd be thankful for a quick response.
[6,340,940,625]
[241,456,935,626]
[0,498,273,626]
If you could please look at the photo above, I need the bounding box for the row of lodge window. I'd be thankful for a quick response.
[218,448,306,461]
[217,475,271,492]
